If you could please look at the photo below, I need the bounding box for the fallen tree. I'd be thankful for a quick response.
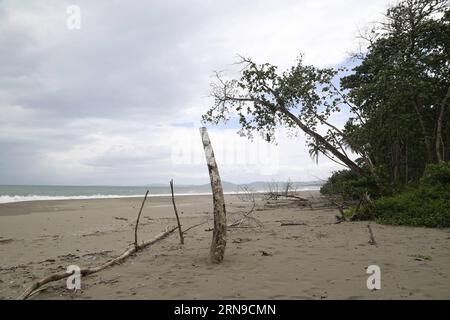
[229,184,263,229]
[17,225,178,300]
[17,189,207,300]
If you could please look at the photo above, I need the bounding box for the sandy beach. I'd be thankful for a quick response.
[1,191,449,300]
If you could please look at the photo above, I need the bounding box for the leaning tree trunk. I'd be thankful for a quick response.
[412,96,434,163]
[200,127,227,264]
[278,105,367,177]
[436,85,450,163]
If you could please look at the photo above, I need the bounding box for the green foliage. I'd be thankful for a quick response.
[204,0,449,211]
[320,168,381,201]
[341,0,450,183]
[368,163,450,228]
[322,1,450,228]
[343,208,355,219]
[203,55,343,145]
[420,162,450,185]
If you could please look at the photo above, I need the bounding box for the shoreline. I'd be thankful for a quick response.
[0,188,322,205]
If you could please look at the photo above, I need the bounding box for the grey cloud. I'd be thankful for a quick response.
[1,1,214,120]
[0,0,390,184]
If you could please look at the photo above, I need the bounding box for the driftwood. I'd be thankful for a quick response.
[367,223,377,246]
[200,127,227,264]
[17,186,215,300]
[170,179,184,244]
[19,190,180,300]
[134,190,149,250]
[228,200,262,228]
[229,216,263,228]
[264,181,308,201]
[329,199,347,222]
[18,214,212,300]
[284,194,308,201]
[351,192,374,221]
[182,220,210,234]
[280,222,307,227]
[229,185,263,228]
[265,192,308,202]
[17,225,178,300]
[334,216,345,224]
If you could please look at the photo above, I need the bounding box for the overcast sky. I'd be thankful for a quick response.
[0,0,391,186]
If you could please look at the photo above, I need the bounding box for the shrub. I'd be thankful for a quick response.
[420,162,450,186]
[370,163,450,228]
[320,169,381,201]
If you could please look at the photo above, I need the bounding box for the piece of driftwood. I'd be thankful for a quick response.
[134,190,149,250]
[367,223,377,246]
[265,193,309,202]
[351,192,374,221]
[329,199,347,222]
[170,179,184,244]
[228,204,263,228]
[229,216,263,228]
[334,216,345,224]
[280,222,307,227]
[182,220,210,234]
[17,182,212,301]
[284,194,308,201]
[17,226,178,300]
[264,181,308,202]
[229,186,263,228]
[200,127,227,264]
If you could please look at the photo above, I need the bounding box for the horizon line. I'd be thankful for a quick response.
[0,180,324,188]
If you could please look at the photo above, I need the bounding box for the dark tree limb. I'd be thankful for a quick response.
[134,190,149,250]
[367,223,377,246]
[328,198,347,222]
[170,179,184,244]
[280,222,307,227]
[436,85,450,163]
[229,186,263,228]
[17,216,215,301]
[182,220,210,234]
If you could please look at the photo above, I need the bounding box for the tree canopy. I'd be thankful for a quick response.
[203,0,450,190]
[342,0,450,184]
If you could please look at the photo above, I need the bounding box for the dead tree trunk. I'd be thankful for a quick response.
[367,223,377,246]
[170,179,184,244]
[200,127,227,264]
[436,85,450,163]
[134,190,149,250]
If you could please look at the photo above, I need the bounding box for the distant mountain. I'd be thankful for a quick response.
[144,180,323,192]
[243,181,323,191]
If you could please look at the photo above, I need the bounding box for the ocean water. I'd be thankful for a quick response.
[0,183,321,204]
[0,185,209,204]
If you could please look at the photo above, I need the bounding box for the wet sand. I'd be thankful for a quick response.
[1,191,449,299]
